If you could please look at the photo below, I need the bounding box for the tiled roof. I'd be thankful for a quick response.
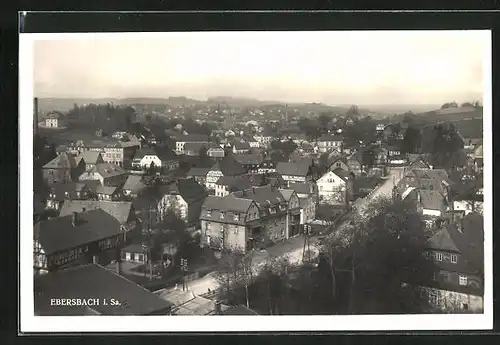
[34,209,122,254]
[427,212,484,275]
[43,153,77,169]
[95,163,127,179]
[419,190,446,211]
[317,134,343,142]
[289,182,313,195]
[215,175,254,192]
[173,134,210,142]
[186,167,211,177]
[121,243,146,253]
[233,141,251,150]
[332,168,352,182]
[235,185,286,207]
[276,161,310,177]
[233,153,264,165]
[77,151,103,165]
[159,179,207,203]
[220,305,259,315]
[59,200,134,224]
[202,195,254,213]
[34,264,173,315]
[49,182,88,200]
[211,156,247,176]
[96,185,118,195]
[184,142,208,153]
[122,175,147,193]
[278,189,295,202]
[133,147,156,159]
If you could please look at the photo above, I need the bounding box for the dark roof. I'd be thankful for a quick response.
[48,182,88,200]
[34,209,122,254]
[34,194,45,215]
[173,134,210,142]
[220,305,259,315]
[122,175,147,193]
[233,153,263,165]
[332,168,353,182]
[121,243,146,253]
[96,185,118,195]
[202,195,254,213]
[211,155,247,176]
[186,167,211,177]
[34,264,173,315]
[233,141,251,150]
[59,200,134,224]
[133,147,156,159]
[82,180,101,194]
[276,161,310,177]
[94,163,127,179]
[77,151,103,165]
[43,153,77,169]
[234,185,286,208]
[159,179,207,203]
[184,142,209,153]
[317,134,343,142]
[427,213,484,276]
[289,182,314,195]
[419,190,446,210]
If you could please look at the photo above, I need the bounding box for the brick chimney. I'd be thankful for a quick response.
[71,211,78,226]
[116,260,122,275]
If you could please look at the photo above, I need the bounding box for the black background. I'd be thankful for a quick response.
[2,4,499,344]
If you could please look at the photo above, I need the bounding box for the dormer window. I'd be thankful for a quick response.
[220,212,225,220]
[270,208,276,214]
[233,214,239,222]
[206,210,212,218]
[451,254,457,263]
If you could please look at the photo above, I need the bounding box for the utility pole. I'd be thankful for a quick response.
[148,207,154,281]
[302,223,312,264]
[180,258,188,291]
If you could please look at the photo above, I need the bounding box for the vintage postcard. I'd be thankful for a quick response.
[19,30,492,332]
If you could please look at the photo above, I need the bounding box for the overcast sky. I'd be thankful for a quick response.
[33,31,488,105]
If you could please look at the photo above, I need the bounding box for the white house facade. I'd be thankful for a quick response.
[317,171,347,205]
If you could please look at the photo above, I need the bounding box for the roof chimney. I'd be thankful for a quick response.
[214,300,222,315]
[71,211,78,226]
[92,255,99,264]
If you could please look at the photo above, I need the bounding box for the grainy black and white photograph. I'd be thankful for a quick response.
[20,29,491,332]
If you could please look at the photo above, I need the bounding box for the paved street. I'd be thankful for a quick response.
[156,168,405,300]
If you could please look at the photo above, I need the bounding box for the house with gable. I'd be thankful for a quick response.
[205,155,247,191]
[157,178,208,226]
[46,182,92,211]
[33,209,129,274]
[43,152,86,185]
[276,160,313,187]
[79,163,128,187]
[421,212,484,313]
[317,168,354,206]
[76,151,105,171]
[278,189,302,238]
[316,134,343,154]
[122,175,147,198]
[186,167,211,186]
[233,153,264,174]
[58,200,140,239]
[200,185,293,252]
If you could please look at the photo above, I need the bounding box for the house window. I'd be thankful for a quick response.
[206,210,212,218]
[451,254,457,264]
[459,275,468,286]
[220,212,225,220]
[270,208,276,214]
[233,214,239,222]
[435,252,443,262]
[429,290,441,305]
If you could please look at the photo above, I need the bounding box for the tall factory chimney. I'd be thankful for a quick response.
[33,97,39,135]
